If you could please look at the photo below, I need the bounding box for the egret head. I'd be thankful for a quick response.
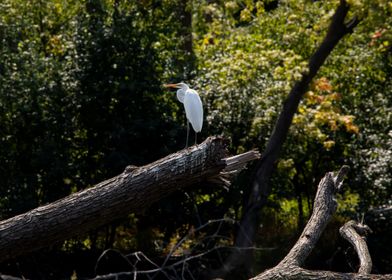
[163,82,189,104]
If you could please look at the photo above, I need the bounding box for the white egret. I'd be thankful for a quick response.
[163,82,203,147]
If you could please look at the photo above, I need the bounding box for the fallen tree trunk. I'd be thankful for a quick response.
[0,136,259,262]
[251,166,392,280]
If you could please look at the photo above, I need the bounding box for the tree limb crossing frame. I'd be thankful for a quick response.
[0,136,260,262]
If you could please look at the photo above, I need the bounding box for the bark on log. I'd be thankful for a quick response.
[0,136,259,262]
[277,166,349,268]
[222,0,361,275]
[251,166,392,280]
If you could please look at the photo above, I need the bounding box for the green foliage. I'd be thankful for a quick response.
[0,0,80,214]
[192,0,391,209]
[0,0,188,218]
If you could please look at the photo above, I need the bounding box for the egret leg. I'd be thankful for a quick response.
[195,132,197,145]
[186,121,190,148]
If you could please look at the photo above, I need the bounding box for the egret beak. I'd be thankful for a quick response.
[163,83,180,89]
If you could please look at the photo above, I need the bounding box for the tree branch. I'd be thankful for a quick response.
[340,220,373,274]
[220,0,361,275]
[0,136,259,262]
[251,166,392,280]
[278,167,347,267]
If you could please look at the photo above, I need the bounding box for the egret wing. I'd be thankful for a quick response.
[176,89,185,103]
[184,90,203,133]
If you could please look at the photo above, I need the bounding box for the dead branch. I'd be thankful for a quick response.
[251,166,392,280]
[340,220,373,274]
[0,136,259,262]
[222,0,362,275]
[209,150,261,187]
[367,205,392,222]
[278,166,349,268]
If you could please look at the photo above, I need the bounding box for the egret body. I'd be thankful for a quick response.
[163,82,203,147]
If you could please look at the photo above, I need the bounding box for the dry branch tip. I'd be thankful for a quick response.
[334,165,349,191]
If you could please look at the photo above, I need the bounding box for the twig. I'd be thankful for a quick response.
[160,218,236,269]
[92,245,275,280]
